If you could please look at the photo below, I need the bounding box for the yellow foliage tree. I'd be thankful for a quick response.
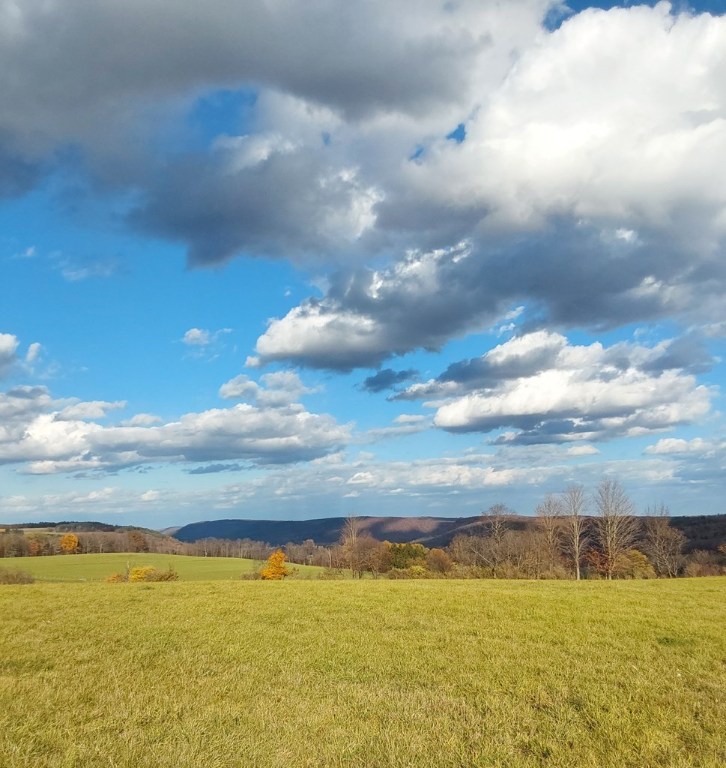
[59,533,80,554]
[260,550,290,580]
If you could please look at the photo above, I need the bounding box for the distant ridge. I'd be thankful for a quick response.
[173,513,726,550]
[173,516,483,547]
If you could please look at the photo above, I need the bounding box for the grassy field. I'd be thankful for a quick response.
[4,552,324,582]
[1,578,724,768]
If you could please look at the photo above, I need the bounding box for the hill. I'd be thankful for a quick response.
[172,515,482,546]
[12,553,323,582]
[173,513,726,550]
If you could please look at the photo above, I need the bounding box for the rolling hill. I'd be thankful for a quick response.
[173,513,726,550]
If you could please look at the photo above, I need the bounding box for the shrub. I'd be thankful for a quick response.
[387,565,431,579]
[108,566,179,583]
[318,568,346,580]
[426,548,453,573]
[0,566,35,584]
[613,549,657,579]
[240,571,262,580]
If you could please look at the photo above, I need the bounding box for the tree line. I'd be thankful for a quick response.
[333,479,726,579]
[1,478,724,578]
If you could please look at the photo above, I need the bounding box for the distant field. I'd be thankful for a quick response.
[1,578,724,767]
[5,553,324,582]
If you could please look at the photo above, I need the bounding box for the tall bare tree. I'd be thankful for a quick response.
[535,494,564,574]
[340,514,364,578]
[594,477,640,580]
[561,484,589,580]
[643,504,686,577]
[482,503,514,576]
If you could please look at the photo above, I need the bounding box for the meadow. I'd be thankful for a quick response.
[1,578,724,767]
[5,552,324,582]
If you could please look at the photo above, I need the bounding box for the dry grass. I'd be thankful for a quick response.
[1,578,724,767]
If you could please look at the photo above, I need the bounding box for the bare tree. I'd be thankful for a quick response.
[594,477,640,580]
[340,514,364,577]
[561,484,589,580]
[483,503,510,544]
[535,494,564,574]
[643,504,686,577]
[481,503,514,576]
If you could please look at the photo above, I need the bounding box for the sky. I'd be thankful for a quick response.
[1,0,725,527]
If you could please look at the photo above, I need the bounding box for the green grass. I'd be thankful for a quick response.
[8,552,324,582]
[1,578,724,767]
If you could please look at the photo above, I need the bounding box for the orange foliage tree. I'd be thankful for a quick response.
[260,550,290,580]
[59,533,80,554]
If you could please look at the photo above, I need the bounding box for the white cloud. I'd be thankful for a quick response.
[397,331,715,443]
[407,5,726,239]
[182,328,211,346]
[255,242,507,369]
[237,5,726,369]
[394,414,425,425]
[0,334,19,377]
[566,444,599,457]
[181,327,232,360]
[121,413,163,427]
[644,437,715,456]
[0,383,349,474]
[25,342,41,364]
[219,370,319,406]
[58,400,126,421]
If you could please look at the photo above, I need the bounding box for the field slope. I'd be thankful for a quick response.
[1,578,724,767]
[7,552,323,582]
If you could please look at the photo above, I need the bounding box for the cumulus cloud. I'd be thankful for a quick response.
[134,132,382,265]
[255,209,726,369]
[254,242,516,369]
[644,437,718,456]
[57,400,127,421]
[361,368,418,393]
[181,327,231,359]
[642,435,726,492]
[0,333,42,378]
[241,5,726,368]
[2,2,724,356]
[0,334,20,377]
[182,328,211,346]
[391,331,714,444]
[0,383,349,474]
[360,413,430,443]
[120,413,163,427]
[218,370,319,406]
[0,0,549,198]
[399,331,714,400]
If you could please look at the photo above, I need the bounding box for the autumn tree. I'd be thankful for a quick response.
[594,478,640,580]
[59,533,80,554]
[260,550,290,580]
[561,484,589,580]
[128,531,149,553]
[355,536,390,577]
[27,536,44,556]
[426,548,453,574]
[388,542,428,570]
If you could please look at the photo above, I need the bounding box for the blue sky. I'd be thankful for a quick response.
[1,0,725,526]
